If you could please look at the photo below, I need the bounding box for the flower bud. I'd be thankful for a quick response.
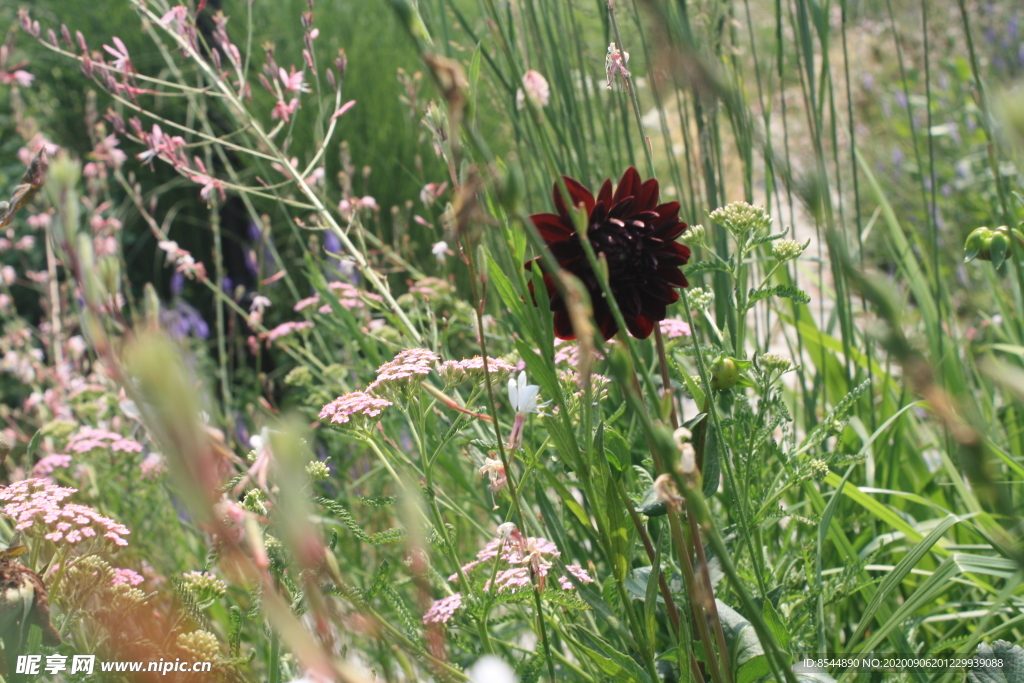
[963,226,993,262]
[964,225,1011,269]
[710,357,740,390]
[680,224,705,248]
[771,238,806,262]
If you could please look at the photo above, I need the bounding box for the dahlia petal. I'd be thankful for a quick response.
[548,241,584,262]
[596,178,613,206]
[653,201,682,225]
[531,212,574,242]
[553,176,596,223]
[637,178,660,210]
[657,266,689,288]
[552,310,577,340]
[593,299,618,341]
[646,285,680,304]
[613,167,641,205]
[641,296,668,321]
[625,314,655,339]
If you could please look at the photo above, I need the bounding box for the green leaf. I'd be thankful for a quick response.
[573,630,652,683]
[716,600,771,683]
[603,427,631,473]
[748,284,811,305]
[762,600,791,654]
[26,430,42,459]
[637,487,667,517]
[684,261,733,276]
[968,641,1024,683]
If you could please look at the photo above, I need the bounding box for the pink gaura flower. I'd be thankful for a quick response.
[278,66,310,94]
[261,321,313,344]
[102,37,132,72]
[331,100,356,120]
[478,457,507,493]
[271,98,299,123]
[158,6,189,35]
[0,45,33,86]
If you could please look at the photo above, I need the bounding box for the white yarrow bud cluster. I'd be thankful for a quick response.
[708,201,771,238]
[688,286,714,311]
[771,239,806,262]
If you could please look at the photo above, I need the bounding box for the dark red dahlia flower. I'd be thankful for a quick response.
[528,167,691,340]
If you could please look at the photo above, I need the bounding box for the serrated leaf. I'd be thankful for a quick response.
[968,641,1024,683]
[748,284,811,305]
[356,495,397,507]
[367,560,391,599]
[684,261,733,276]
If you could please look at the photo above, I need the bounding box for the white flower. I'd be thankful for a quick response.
[468,656,518,683]
[249,295,271,313]
[432,240,449,263]
[507,371,542,414]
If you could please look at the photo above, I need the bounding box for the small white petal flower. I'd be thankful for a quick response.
[432,240,449,263]
[509,371,541,414]
[468,656,518,683]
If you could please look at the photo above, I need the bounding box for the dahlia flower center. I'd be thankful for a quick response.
[590,217,652,271]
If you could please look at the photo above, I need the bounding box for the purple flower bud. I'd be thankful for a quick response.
[170,270,185,297]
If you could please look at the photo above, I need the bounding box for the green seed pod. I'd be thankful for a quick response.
[710,357,740,390]
[988,226,1011,269]
[963,226,993,263]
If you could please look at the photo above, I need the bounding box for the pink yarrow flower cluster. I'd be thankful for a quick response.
[436,356,515,387]
[659,319,692,339]
[0,478,130,546]
[452,524,593,593]
[67,427,143,454]
[319,391,393,429]
[422,592,462,625]
[31,454,73,477]
[367,348,438,397]
[112,567,145,586]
